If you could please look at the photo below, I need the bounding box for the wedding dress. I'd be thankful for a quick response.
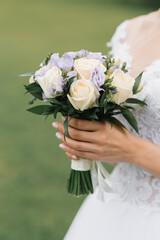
[64,20,160,240]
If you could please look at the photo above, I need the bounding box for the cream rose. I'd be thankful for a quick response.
[36,66,63,98]
[74,58,106,80]
[29,76,35,84]
[67,79,99,111]
[110,69,135,104]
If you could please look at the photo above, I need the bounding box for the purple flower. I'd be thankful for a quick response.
[42,93,48,101]
[66,71,77,80]
[76,49,88,58]
[48,82,63,96]
[35,65,50,80]
[111,88,117,94]
[57,53,74,71]
[86,52,105,64]
[48,53,60,66]
[89,67,105,91]
[60,76,66,89]
[64,51,77,59]
[109,65,119,73]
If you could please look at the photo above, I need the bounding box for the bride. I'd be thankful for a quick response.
[52,9,160,240]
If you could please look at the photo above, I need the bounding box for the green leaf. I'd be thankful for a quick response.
[104,102,115,114]
[100,89,108,106]
[63,115,70,141]
[121,108,139,133]
[131,104,146,110]
[92,98,100,108]
[24,83,42,100]
[27,105,51,115]
[107,117,126,129]
[88,112,98,120]
[29,97,36,105]
[43,53,52,66]
[133,72,143,94]
[65,76,76,94]
[126,98,147,106]
[53,106,61,118]
[48,98,63,106]
[19,72,35,77]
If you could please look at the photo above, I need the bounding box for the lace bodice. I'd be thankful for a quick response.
[107,20,160,210]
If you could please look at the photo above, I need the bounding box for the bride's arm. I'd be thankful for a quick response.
[52,118,160,178]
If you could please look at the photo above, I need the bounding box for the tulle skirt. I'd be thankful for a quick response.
[63,189,160,240]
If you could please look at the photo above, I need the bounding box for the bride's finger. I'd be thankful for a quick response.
[59,144,100,160]
[52,122,97,143]
[56,132,98,153]
[65,152,78,160]
[65,152,118,165]
[62,117,103,131]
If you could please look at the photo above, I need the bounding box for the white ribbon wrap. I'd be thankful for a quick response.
[96,161,114,201]
[71,158,114,201]
[71,158,91,171]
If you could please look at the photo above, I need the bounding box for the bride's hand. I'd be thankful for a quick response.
[52,118,137,164]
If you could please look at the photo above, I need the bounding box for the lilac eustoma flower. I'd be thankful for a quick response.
[90,67,105,91]
[86,52,105,64]
[66,71,77,80]
[35,65,50,81]
[64,51,77,59]
[60,76,66,89]
[57,53,74,71]
[109,65,119,73]
[48,53,60,66]
[76,49,88,58]
[111,88,118,94]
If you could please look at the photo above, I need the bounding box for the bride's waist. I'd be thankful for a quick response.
[109,163,160,208]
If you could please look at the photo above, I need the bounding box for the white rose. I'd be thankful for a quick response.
[110,69,135,104]
[36,66,62,98]
[74,58,106,80]
[67,79,99,111]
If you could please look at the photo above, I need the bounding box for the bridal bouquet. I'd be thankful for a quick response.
[21,49,146,197]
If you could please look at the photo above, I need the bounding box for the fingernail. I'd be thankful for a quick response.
[52,122,58,128]
[62,116,66,122]
[56,132,61,139]
[72,155,78,160]
[59,144,66,150]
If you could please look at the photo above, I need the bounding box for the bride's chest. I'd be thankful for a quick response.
[128,42,160,78]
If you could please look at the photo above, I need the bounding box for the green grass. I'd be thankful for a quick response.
[0,1,150,239]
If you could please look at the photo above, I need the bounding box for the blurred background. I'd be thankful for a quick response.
[0,0,159,239]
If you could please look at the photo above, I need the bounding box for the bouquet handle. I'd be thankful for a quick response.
[67,158,114,198]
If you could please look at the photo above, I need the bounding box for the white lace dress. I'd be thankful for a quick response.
[64,21,160,240]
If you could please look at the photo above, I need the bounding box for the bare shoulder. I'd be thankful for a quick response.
[125,11,154,41]
[127,13,149,29]
[127,11,156,30]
